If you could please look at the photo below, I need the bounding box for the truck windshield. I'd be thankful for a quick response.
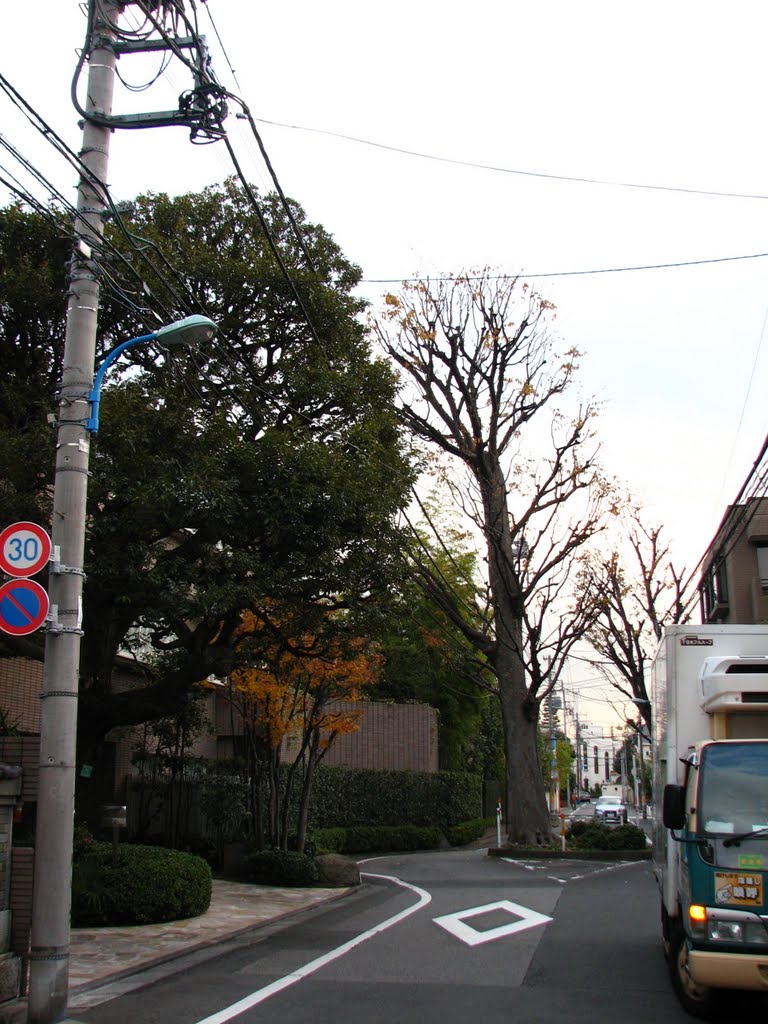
[698,742,768,837]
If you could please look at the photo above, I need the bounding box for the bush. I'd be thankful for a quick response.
[71,842,212,926]
[445,818,491,847]
[339,824,443,853]
[246,850,319,887]
[309,765,482,831]
[567,821,647,851]
[310,828,347,854]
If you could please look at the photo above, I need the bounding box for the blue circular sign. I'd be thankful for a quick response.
[0,578,49,635]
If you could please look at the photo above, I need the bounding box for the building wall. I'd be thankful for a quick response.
[0,658,41,736]
[208,696,439,774]
[577,724,617,795]
[700,498,768,625]
[2,657,440,802]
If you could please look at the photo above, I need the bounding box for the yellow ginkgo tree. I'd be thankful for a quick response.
[228,604,382,852]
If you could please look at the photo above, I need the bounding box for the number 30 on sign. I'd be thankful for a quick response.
[0,522,52,578]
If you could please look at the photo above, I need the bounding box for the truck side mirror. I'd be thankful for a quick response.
[663,784,686,830]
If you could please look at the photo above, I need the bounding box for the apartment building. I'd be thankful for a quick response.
[698,496,768,625]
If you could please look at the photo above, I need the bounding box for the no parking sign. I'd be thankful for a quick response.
[0,578,49,636]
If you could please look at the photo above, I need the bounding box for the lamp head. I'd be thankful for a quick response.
[155,314,218,348]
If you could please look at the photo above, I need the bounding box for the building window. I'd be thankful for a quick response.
[700,553,729,622]
[593,745,598,774]
[582,741,587,772]
[756,546,768,592]
[604,751,610,780]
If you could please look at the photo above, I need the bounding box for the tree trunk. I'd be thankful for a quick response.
[497,650,552,844]
[295,734,321,854]
[481,456,553,845]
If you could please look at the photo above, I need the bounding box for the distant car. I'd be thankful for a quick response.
[575,793,591,804]
[593,795,628,824]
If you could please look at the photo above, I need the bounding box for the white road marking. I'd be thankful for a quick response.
[191,873,431,1024]
[433,899,552,946]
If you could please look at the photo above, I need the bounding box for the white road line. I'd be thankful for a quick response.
[191,873,432,1024]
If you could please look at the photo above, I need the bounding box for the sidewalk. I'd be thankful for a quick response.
[4,837,499,1022]
[68,878,351,992]
[0,880,351,1024]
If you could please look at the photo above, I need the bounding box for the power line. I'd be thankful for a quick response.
[253,115,768,202]
[361,250,768,285]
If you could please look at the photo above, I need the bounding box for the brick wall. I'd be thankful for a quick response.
[0,740,37,805]
[317,701,438,772]
[9,848,32,963]
[0,804,11,913]
[0,658,41,735]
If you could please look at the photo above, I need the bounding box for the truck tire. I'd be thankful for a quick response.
[668,920,722,1019]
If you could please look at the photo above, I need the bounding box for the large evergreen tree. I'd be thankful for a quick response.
[0,184,414,782]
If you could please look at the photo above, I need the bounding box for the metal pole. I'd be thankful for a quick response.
[28,4,120,1020]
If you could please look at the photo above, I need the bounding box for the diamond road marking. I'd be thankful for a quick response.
[433,899,552,946]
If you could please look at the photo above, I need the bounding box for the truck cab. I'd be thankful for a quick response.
[653,630,768,1016]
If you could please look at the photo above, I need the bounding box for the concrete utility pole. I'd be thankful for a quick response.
[28,3,120,1020]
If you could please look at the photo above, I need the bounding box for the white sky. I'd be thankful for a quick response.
[3,1,768,727]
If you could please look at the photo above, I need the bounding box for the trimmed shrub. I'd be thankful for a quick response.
[308,765,481,831]
[246,850,319,887]
[567,821,647,851]
[341,824,443,853]
[310,828,347,854]
[71,842,212,926]
[446,817,492,847]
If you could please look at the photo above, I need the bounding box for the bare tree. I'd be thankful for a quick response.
[580,506,691,736]
[373,272,612,844]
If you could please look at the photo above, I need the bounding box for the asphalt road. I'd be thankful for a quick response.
[69,844,768,1024]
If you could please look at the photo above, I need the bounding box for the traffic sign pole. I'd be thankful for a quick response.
[28,8,120,1022]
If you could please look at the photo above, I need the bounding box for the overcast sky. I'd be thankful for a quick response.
[3,1,768,726]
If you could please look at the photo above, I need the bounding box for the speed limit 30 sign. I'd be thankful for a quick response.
[0,521,52,577]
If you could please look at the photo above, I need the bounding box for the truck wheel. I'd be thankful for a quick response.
[668,922,722,1019]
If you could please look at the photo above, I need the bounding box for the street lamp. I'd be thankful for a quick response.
[85,314,217,433]
[28,314,216,1023]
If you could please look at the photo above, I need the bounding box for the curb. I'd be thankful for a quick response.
[68,885,355,996]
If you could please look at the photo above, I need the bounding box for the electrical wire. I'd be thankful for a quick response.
[253,115,768,202]
[10,2,753,677]
[362,251,768,285]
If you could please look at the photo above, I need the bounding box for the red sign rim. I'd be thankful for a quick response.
[0,521,52,577]
[0,578,50,635]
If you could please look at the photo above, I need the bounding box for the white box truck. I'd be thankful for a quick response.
[652,625,768,1017]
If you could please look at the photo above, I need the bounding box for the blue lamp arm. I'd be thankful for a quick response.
[84,331,158,433]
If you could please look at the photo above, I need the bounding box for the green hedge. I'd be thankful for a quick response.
[308,765,482,831]
[445,817,491,846]
[71,842,212,926]
[246,850,319,887]
[567,821,647,851]
[310,824,443,854]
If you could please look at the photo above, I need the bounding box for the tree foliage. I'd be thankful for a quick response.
[372,271,613,844]
[579,505,691,735]
[228,603,381,852]
[0,184,414,784]
[366,509,497,771]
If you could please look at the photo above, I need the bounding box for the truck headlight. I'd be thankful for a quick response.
[689,906,768,945]
[708,920,743,942]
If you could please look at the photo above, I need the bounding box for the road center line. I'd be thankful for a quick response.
[191,873,432,1024]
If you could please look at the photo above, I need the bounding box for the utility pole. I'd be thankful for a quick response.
[27,5,120,1020]
[27,8,226,1016]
